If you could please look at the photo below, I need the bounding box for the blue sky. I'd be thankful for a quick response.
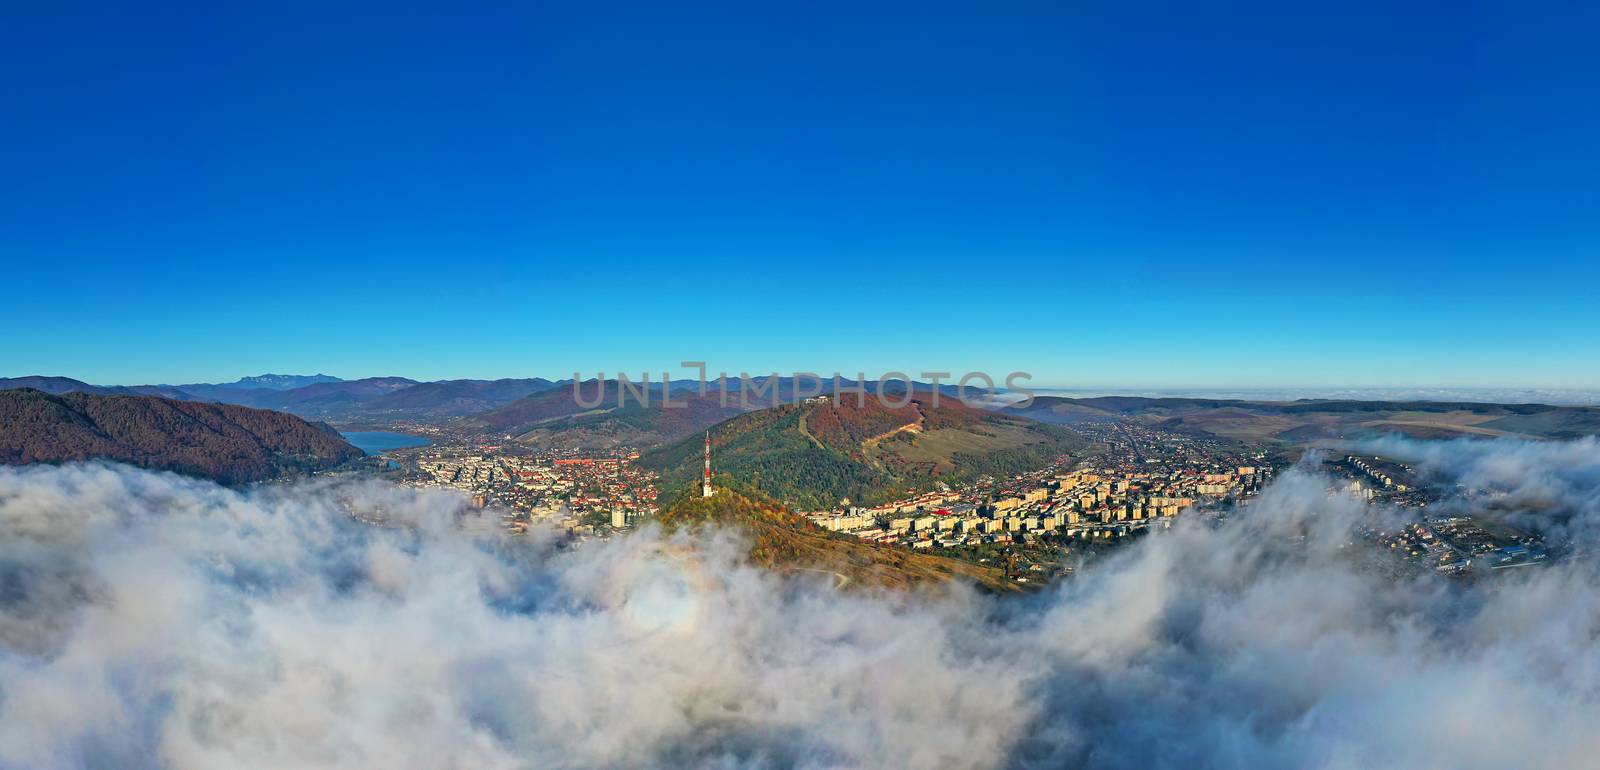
[3,2,1596,388]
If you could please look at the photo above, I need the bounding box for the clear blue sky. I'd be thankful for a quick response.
[3,2,1596,388]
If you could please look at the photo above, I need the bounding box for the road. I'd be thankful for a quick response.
[792,567,851,589]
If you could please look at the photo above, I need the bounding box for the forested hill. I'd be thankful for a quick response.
[0,389,363,484]
[641,392,1087,510]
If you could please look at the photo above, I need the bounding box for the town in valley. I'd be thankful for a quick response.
[347,413,1549,585]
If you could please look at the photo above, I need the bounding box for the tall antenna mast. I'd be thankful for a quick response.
[702,430,714,498]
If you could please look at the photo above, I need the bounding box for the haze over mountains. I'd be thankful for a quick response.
[1006,396,1600,443]
[9,373,1600,456]
[0,374,561,423]
[0,374,982,443]
[1027,386,1600,406]
[221,373,343,390]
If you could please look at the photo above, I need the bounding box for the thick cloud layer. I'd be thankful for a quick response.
[2,443,1600,769]
[1360,435,1600,542]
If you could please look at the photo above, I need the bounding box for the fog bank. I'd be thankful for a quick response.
[3,443,1600,769]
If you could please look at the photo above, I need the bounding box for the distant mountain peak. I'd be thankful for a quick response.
[228,373,344,390]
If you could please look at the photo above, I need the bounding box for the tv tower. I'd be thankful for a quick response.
[702,431,714,498]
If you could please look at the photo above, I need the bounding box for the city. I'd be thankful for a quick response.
[5,3,1599,768]
[350,407,1578,590]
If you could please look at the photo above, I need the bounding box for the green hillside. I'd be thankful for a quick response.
[641,393,1086,510]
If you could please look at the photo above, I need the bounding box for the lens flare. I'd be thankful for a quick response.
[601,541,711,639]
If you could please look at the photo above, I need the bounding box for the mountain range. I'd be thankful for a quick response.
[0,374,992,452]
[0,376,198,401]
[0,375,563,423]
[464,377,1007,449]
[12,374,1600,460]
[226,373,344,390]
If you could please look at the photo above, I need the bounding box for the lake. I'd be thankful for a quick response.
[341,431,431,455]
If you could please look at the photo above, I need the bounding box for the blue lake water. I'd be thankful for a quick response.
[341,431,430,455]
